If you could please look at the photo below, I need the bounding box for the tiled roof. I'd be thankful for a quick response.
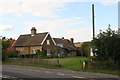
[53,38,77,51]
[14,32,48,47]
[7,40,16,51]
[74,42,83,47]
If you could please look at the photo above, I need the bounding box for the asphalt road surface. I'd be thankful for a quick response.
[2,64,119,80]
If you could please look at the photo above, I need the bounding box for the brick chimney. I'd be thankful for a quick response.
[31,27,37,36]
[62,37,64,40]
[70,38,74,43]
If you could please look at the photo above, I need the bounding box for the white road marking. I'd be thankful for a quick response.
[45,71,53,73]
[11,76,16,78]
[6,67,39,72]
[2,75,16,79]
[3,75,9,78]
[72,75,85,78]
[67,74,73,76]
[57,73,65,76]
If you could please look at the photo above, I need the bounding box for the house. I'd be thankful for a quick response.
[53,37,77,57]
[74,42,83,56]
[7,40,16,51]
[14,27,57,57]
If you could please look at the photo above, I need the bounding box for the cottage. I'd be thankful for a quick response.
[74,42,83,56]
[14,27,57,57]
[14,27,78,57]
[53,37,77,57]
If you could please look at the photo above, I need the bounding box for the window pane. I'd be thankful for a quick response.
[47,49,50,55]
[32,49,36,54]
[47,40,50,45]
[19,50,23,54]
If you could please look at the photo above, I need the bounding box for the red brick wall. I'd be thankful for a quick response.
[42,34,57,57]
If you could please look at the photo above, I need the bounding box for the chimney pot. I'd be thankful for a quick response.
[31,27,37,36]
[70,38,74,43]
[62,37,64,40]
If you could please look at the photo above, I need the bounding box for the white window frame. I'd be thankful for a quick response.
[90,48,94,56]
[57,44,63,47]
[32,49,36,54]
[47,40,50,45]
[19,50,23,54]
[47,49,50,56]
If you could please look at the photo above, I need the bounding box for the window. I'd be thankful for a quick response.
[61,49,64,54]
[32,49,36,54]
[47,40,50,45]
[19,50,23,54]
[57,44,63,47]
[31,34,34,37]
[47,49,50,56]
[90,48,93,56]
[67,54,70,56]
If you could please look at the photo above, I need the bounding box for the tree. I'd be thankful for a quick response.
[2,39,10,61]
[92,26,120,65]
[2,37,18,61]
[2,40,9,50]
[81,42,91,57]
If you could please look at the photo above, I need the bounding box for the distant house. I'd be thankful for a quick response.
[14,27,57,57]
[54,37,77,57]
[74,42,83,56]
[7,40,16,51]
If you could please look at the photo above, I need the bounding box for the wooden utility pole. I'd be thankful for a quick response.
[92,4,95,39]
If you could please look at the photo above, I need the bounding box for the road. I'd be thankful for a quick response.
[2,64,119,80]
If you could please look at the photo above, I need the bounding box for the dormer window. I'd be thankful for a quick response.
[47,40,50,45]
[31,34,34,37]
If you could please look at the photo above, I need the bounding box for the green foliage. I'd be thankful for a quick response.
[92,27,120,65]
[2,40,10,50]
[2,50,19,61]
[81,42,91,56]
[8,50,19,58]
[2,38,19,61]
[2,40,10,61]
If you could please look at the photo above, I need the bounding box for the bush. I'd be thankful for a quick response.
[92,27,120,66]
[81,42,91,57]
[2,50,19,61]
[88,60,119,70]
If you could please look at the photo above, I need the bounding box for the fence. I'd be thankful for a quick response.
[8,58,60,66]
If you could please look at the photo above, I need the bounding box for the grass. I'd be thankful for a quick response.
[3,56,120,76]
[46,57,119,76]
[47,56,89,71]
[3,61,60,69]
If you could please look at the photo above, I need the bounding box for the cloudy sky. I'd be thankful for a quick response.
[0,0,118,42]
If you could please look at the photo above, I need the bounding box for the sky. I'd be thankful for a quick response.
[0,0,119,42]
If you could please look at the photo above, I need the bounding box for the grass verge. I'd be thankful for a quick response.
[3,56,120,76]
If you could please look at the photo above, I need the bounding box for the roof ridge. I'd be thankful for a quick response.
[20,32,49,36]
[54,38,69,40]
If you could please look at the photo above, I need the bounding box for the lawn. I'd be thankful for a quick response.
[47,56,89,70]
[46,56,119,76]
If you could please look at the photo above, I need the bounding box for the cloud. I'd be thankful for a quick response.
[0,17,16,22]
[0,25,15,31]
[100,1,118,6]
[0,0,66,18]
[53,27,92,42]
[24,17,85,32]
[0,0,21,16]
[21,0,65,17]
[23,17,87,42]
